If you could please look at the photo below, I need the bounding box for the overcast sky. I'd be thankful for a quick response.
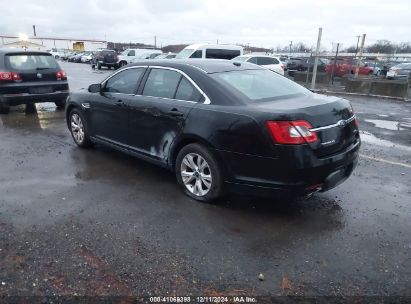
[2,0,409,50]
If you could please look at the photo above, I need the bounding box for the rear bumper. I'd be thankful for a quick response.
[218,139,360,197]
[0,91,69,105]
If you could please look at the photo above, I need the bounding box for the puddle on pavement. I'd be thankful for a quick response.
[364,119,411,131]
[360,130,411,152]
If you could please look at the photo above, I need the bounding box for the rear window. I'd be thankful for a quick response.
[205,49,241,60]
[213,69,311,101]
[6,54,58,70]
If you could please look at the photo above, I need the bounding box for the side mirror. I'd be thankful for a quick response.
[88,83,102,93]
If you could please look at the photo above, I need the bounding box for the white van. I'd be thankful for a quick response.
[117,49,163,67]
[176,44,243,60]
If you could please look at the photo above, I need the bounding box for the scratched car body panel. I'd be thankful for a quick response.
[66,59,360,201]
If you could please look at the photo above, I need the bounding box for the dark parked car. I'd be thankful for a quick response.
[0,49,69,114]
[66,60,360,202]
[91,49,118,70]
[287,58,329,76]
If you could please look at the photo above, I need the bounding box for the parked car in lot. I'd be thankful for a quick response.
[81,52,95,63]
[0,49,69,114]
[91,49,118,70]
[65,59,360,202]
[386,63,411,80]
[364,61,383,76]
[129,51,164,63]
[49,49,67,59]
[287,57,329,76]
[72,52,86,63]
[232,55,284,75]
[117,48,162,67]
[325,58,374,77]
[176,44,243,60]
[286,58,304,76]
[155,53,177,59]
[279,56,288,70]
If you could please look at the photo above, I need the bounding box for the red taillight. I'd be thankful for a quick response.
[56,70,67,80]
[266,120,318,144]
[0,71,21,82]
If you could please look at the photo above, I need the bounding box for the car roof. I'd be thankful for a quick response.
[0,48,52,56]
[128,59,263,74]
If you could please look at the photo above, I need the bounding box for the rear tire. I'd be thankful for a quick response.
[175,143,224,203]
[0,102,10,114]
[69,108,93,148]
[97,62,102,70]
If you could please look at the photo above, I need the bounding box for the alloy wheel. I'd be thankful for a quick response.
[71,113,85,144]
[180,153,212,197]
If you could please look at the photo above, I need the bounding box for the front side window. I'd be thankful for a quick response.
[247,57,258,64]
[128,50,135,56]
[104,68,144,94]
[190,50,203,58]
[143,69,182,99]
[176,49,194,59]
[213,69,311,101]
[175,77,201,101]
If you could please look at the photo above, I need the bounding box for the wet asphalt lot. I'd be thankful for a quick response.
[0,61,411,298]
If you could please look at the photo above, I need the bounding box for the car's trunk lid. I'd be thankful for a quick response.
[253,93,359,157]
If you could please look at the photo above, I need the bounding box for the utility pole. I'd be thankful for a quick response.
[289,41,293,57]
[354,35,360,57]
[216,39,219,44]
[154,36,157,49]
[331,42,340,84]
[311,27,322,90]
[355,34,366,78]
[32,25,37,37]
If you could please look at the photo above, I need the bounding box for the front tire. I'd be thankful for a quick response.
[69,108,93,148]
[175,143,224,203]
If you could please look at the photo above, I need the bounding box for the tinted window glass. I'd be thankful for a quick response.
[247,57,258,64]
[190,50,203,58]
[143,69,182,99]
[176,49,194,59]
[175,77,201,101]
[105,68,144,94]
[214,69,311,101]
[128,50,135,56]
[6,54,57,70]
[257,57,278,65]
[205,49,241,59]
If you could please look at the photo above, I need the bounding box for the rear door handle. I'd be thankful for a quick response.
[168,108,184,117]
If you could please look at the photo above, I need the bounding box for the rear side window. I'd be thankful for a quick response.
[175,77,201,101]
[257,57,279,65]
[143,69,181,99]
[205,49,241,60]
[214,69,311,101]
[6,54,57,70]
[128,50,135,56]
[104,68,144,94]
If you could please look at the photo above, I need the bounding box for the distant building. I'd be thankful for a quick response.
[0,35,107,51]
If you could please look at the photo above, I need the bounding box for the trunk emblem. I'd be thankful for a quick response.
[37,73,42,79]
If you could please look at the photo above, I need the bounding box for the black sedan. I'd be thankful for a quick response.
[65,60,360,202]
